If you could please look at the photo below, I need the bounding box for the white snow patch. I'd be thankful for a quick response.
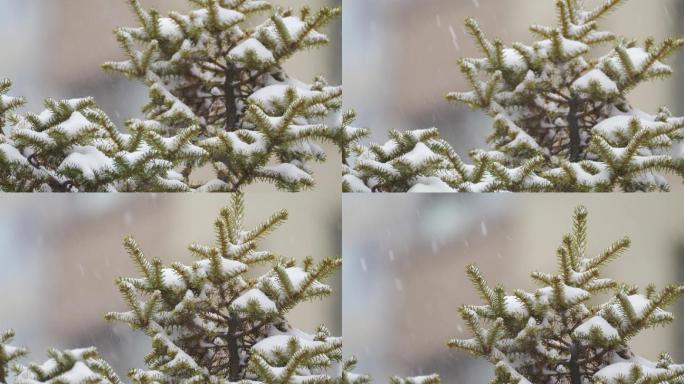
[229,38,274,63]
[59,146,115,180]
[54,112,93,138]
[231,288,277,312]
[573,316,619,340]
[572,69,618,95]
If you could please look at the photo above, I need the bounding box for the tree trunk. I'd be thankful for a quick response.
[569,343,582,384]
[227,316,242,381]
[568,95,581,162]
[224,69,238,131]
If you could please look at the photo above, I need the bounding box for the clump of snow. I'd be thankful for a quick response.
[537,37,589,58]
[158,17,183,40]
[501,48,527,70]
[608,47,671,75]
[408,176,456,193]
[538,284,590,305]
[194,258,247,278]
[248,84,320,109]
[594,360,679,384]
[0,143,28,165]
[59,145,115,180]
[53,361,99,383]
[572,69,619,95]
[229,38,275,63]
[261,164,313,184]
[162,268,186,291]
[264,267,329,297]
[190,7,245,28]
[573,316,619,340]
[252,334,325,359]
[53,112,94,138]
[343,174,372,193]
[396,143,439,167]
[218,131,267,155]
[622,294,670,319]
[231,288,277,313]
[259,16,327,48]
[504,295,528,317]
[593,115,667,142]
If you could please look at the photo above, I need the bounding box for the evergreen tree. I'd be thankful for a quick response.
[103,0,342,192]
[107,193,346,382]
[2,0,341,192]
[0,196,367,384]
[347,0,684,192]
[449,206,684,383]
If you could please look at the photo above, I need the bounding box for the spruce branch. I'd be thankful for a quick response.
[13,348,122,384]
[0,331,26,384]
[0,81,201,192]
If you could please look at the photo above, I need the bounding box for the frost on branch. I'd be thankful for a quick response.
[449,206,684,383]
[348,0,684,192]
[0,80,202,192]
[105,193,360,383]
[103,0,342,192]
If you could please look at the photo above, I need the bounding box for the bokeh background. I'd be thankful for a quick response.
[343,194,684,382]
[344,0,684,190]
[0,0,341,192]
[0,193,341,378]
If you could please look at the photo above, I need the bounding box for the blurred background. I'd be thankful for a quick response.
[0,193,341,377]
[343,194,684,382]
[0,0,341,192]
[344,0,684,190]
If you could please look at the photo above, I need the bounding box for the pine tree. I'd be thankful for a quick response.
[106,193,347,382]
[2,0,341,192]
[347,0,684,192]
[451,0,684,192]
[1,196,368,383]
[113,194,371,383]
[449,206,684,383]
[103,0,342,192]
